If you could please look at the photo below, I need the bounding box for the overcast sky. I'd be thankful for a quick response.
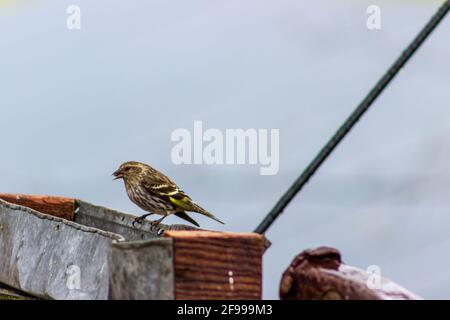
[1,0,450,299]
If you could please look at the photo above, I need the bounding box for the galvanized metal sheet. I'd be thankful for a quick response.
[108,238,174,300]
[0,197,253,300]
[75,200,199,242]
[0,199,124,300]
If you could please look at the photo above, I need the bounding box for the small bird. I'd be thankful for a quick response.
[112,161,224,228]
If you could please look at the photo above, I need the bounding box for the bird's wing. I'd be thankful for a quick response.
[142,174,224,224]
[141,175,194,210]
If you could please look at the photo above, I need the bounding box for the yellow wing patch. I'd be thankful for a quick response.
[169,196,192,211]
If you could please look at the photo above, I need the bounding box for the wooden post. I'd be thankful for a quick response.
[167,231,264,299]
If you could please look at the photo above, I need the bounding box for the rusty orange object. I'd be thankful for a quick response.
[0,194,75,221]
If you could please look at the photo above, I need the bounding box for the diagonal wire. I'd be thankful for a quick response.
[255,1,450,234]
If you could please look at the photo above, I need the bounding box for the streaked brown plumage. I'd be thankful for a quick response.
[112,161,224,227]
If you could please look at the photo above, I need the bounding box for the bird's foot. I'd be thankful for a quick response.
[132,214,152,228]
[131,214,165,229]
[132,216,145,228]
[149,216,167,228]
[149,219,163,227]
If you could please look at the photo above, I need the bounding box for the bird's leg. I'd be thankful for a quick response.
[132,213,153,227]
[150,215,167,227]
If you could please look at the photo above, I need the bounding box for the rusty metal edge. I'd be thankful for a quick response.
[0,194,76,221]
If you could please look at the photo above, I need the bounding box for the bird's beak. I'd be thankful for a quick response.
[112,169,122,180]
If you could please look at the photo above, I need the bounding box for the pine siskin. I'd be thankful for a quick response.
[112,161,224,228]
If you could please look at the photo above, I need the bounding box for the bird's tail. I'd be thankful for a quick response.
[191,203,225,224]
[174,211,200,227]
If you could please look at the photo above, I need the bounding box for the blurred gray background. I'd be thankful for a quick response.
[1,0,450,299]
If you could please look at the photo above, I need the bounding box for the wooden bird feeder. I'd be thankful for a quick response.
[0,194,265,300]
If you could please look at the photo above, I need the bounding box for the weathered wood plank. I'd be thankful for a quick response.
[166,231,264,300]
[0,194,75,221]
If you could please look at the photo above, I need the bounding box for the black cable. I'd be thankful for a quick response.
[255,1,450,234]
